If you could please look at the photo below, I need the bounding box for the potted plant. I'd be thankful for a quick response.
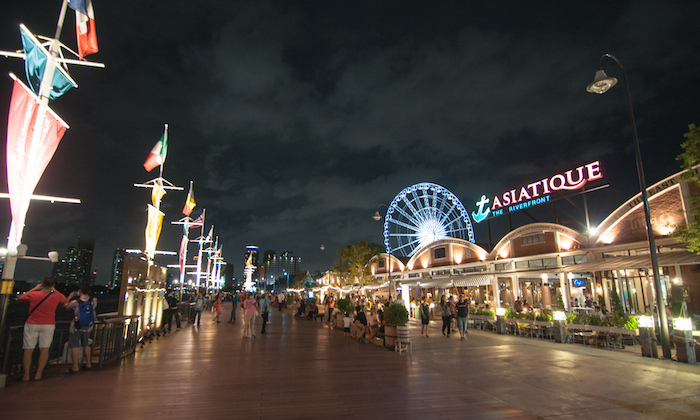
[384,303,409,348]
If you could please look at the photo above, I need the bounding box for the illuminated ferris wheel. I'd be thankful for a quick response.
[383,183,475,257]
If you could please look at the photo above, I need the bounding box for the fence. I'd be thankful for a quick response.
[1,314,140,380]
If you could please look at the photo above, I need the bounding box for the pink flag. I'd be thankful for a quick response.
[6,76,68,249]
[179,235,188,272]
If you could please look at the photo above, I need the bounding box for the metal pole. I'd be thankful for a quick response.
[0,0,69,352]
[600,54,671,359]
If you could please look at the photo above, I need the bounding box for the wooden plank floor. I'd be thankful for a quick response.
[1,304,700,419]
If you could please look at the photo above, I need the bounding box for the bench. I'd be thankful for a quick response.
[312,305,327,321]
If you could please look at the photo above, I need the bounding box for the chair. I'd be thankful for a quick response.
[395,339,412,354]
[395,326,412,354]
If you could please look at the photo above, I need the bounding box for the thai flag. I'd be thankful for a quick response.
[190,212,204,228]
[68,0,98,58]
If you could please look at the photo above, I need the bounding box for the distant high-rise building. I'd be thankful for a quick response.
[223,263,235,291]
[110,248,128,290]
[259,249,276,284]
[53,238,95,286]
[258,250,302,292]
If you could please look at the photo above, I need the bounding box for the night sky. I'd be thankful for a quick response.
[1,1,699,285]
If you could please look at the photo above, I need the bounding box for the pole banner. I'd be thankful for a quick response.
[144,204,164,259]
[179,235,188,273]
[6,76,68,249]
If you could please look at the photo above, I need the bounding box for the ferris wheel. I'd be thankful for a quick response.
[383,183,474,257]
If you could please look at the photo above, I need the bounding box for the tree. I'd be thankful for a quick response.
[334,240,384,286]
[610,281,625,318]
[290,270,310,289]
[675,124,700,252]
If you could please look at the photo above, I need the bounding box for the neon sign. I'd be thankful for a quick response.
[472,161,604,223]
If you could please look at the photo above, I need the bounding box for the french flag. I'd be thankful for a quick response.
[68,0,98,58]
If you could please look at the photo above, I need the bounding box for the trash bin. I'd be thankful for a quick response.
[674,330,697,364]
[638,327,658,358]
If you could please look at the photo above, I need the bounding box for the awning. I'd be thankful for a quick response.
[453,274,493,287]
[397,274,493,288]
[561,251,700,273]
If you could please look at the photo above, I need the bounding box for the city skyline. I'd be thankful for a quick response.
[1,1,699,284]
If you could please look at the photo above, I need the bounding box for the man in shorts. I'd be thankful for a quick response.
[64,284,97,373]
[18,277,67,381]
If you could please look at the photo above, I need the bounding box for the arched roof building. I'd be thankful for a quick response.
[369,168,700,315]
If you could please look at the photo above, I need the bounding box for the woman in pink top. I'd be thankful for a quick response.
[212,294,222,323]
[242,293,258,338]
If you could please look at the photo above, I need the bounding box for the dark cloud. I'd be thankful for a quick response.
[1,1,699,282]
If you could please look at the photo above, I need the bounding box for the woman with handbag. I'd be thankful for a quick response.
[18,277,67,381]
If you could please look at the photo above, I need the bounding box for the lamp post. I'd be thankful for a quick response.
[373,204,394,300]
[320,244,331,287]
[586,53,671,359]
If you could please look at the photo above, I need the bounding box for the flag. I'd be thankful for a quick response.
[206,226,213,241]
[20,25,77,100]
[145,204,164,258]
[182,182,196,216]
[143,126,168,171]
[190,210,204,228]
[68,0,98,58]
[6,74,69,250]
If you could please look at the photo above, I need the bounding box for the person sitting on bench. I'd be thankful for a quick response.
[307,302,319,319]
[296,299,306,317]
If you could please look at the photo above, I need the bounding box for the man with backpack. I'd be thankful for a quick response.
[64,284,97,373]
[18,277,67,381]
[165,290,182,330]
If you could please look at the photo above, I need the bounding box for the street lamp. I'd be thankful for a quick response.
[586,53,671,359]
[373,204,394,299]
[320,244,331,286]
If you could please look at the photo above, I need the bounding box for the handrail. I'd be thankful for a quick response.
[1,315,140,379]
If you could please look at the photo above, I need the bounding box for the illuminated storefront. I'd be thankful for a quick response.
[117,252,167,335]
[370,168,700,316]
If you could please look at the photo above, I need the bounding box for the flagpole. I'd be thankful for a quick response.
[179,220,189,300]
[0,0,72,354]
[54,0,69,40]
[195,210,206,290]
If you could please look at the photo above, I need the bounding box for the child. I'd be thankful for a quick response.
[343,312,352,337]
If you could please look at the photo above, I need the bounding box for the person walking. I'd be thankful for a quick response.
[18,277,67,381]
[327,295,335,322]
[456,295,470,340]
[420,297,430,337]
[165,291,182,330]
[64,284,97,373]
[192,291,205,326]
[212,294,222,323]
[260,293,270,334]
[230,292,240,323]
[243,293,257,338]
[441,296,452,337]
[277,292,285,311]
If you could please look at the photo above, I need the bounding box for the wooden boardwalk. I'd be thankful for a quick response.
[1,303,699,419]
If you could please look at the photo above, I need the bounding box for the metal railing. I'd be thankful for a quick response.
[93,315,140,368]
[1,315,140,380]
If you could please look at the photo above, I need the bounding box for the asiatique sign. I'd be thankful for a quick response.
[471,161,605,223]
